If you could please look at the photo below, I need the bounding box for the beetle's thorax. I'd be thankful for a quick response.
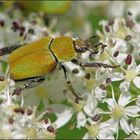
[50,36,77,62]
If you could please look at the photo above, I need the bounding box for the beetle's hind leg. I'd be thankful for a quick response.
[0,43,26,56]
[60,64,82,102]
[12,76,45,95]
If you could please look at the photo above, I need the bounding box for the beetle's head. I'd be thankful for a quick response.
[73,36,103,55]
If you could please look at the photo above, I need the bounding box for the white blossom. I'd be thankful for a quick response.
[104,87,140,136]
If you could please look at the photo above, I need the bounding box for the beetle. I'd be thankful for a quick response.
[0,36,118,100]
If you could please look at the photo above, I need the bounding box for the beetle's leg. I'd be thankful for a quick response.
[74,47,86,53]
[93,42,107,54]
[12,76,45,95]
[60,64,82,101]
[0,43,26,56]
[83,35,106,54]
[84,35,106,52]
[73,39,106,55]
[71,58,119,68]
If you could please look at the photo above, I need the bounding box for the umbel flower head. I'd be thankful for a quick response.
[0,84,57,139]
[0,3,140,139]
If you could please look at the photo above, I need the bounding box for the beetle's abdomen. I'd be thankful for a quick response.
[9,50,56,80]
[51,36,77,62]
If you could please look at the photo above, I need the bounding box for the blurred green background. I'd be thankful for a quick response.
[2,1,140,38]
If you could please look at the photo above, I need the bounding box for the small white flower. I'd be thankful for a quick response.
[49,104,74,129]
[119,81,130,93]
[94,86,107,101]
[83,119,115,139]
[104,87,140,135]
[126,119,140,139]
[66,92,98,129]
[76,111,86,128]
[117,57,140,93]
[136,95,140,107]
[83,92,98,117]
[121,60,140,90]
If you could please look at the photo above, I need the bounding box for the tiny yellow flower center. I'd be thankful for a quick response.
[99,51,110,61]
[72,101,84,112]
[125,70,137,81]
[0,129,11,139]
[43,131,56,139]
[112,105,124,120]
[116,24,127,39]
[26,128,37,139]
[85,79,100,90]
[86,124,100,138]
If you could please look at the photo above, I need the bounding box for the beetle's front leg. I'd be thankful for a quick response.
[60,64,82,102]
[0,43,26,56]
[93,42,107,54]
[71,58,119,68]
[12,76,45,95]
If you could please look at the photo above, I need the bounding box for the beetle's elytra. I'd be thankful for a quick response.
[0,36,118,99]
[9,36,76,80]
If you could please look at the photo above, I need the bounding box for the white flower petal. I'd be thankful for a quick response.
[125,105,140,117]
[95,86,107,101]
[135,64,140,74]
[118,92,131,107]
[98,129,115,139]
[133,76,140,88]
[76,111,86,128]
[104,98,116,109]
[128,61,137,70]
[116,53,127,65]
[64,62,85,77]
[134,119,140,134]
[84,94,97,117]
[82,133,89,139]
[104,118,118,133]
[113,38,127,52]
[111,72,124,81]
[99,121,115,132]
[119,81,130,93]
[136,96,140,107]
[50,104,74,128]
[95,68,107,82]
[120,118,133,134]
[99,122,111,129]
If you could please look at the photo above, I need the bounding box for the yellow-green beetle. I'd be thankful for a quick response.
[0,36,117,99]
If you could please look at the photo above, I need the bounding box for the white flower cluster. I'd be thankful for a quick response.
[0,12,58,139]
[0,84,57,139]
[0,6,140,140]
[62,13,140,139]
[78,14,140,139]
